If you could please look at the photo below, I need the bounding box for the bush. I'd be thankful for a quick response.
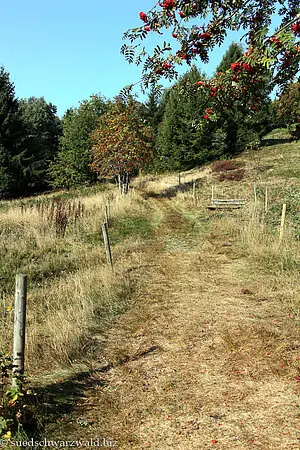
[211,160,243,172]
[219,168,245,181]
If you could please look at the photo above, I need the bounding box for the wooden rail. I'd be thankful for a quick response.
[208,198,246,210]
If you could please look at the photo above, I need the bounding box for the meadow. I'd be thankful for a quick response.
[0,130,299,448]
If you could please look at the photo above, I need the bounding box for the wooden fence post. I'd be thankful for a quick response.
[12,274,27,388]
[125,173,129,194]
[211,185,214,201]
[265,186,268,212]
[192,180,196,204]
[107,199,111,220]
[278,203,286,246]
[105,204,109,227]
[178,174,181,185]
[102,223,113,268]
[2,291,6,318]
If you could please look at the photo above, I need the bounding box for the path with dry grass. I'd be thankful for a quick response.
[58,196,299,449]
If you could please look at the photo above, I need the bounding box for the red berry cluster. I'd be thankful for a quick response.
[242,63,257,74]
[291,21,300,35]
[231,61,242,72]
[156,62,173,75]
[188,30,212,58]
[204,107,214,120]
[231,60,257,76]
[176,50,188,60]
[269,36,283,48]
[139,12,148,23]
[199,32,211,40]
[210,86,218,97]
[280,47,299,68]
[126,0,300,113]
[159,0,175,9]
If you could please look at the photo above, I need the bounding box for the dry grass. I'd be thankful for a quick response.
[134,167,211,195]
[0,186,153,373]
[47,140,300,449]
[1,138,299,448]
[56,198,299,447]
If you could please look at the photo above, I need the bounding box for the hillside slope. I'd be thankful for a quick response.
[36,134,300,449]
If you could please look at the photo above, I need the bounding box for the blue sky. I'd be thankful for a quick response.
[1,0,256,117]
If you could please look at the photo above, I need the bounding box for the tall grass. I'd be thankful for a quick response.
[0,187,152,372]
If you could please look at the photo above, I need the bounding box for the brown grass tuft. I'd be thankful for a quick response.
[212,160,243,172]
[219,168,245,181]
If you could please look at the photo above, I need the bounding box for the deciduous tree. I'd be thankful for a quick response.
[274,82,300,126]
[90,100,152,189]
[122,1,299,116]
[50,94,108,189]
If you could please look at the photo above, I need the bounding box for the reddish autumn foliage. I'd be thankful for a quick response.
[211,160,243,172]
[219,169,245,181]
[90,101,152,178]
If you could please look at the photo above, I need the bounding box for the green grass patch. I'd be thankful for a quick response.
[108,217,152,245]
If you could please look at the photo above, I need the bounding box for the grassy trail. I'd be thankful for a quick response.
[54,195,299,449]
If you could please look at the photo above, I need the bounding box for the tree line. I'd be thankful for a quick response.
[0,43,298,198]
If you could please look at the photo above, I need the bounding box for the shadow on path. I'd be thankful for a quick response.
[140,177,204,200]
[261,137,292,147]
[25,345,160,438]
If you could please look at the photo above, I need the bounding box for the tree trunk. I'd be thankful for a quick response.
[125,172,129,194]
[118,173,122,194]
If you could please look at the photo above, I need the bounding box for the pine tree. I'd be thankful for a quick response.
[215,42,244,74]
[155,66,213,171]
[0,66,25,197]
[213,43,274,154]
[19,97,61,192]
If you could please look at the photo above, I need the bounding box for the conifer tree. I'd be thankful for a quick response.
[19,97,61,192]
[155,66,214,171]
[215,43,244,74]
[0,66,25,197]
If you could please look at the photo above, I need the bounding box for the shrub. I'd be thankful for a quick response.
[212,160,243,172]
[219,168,245,181]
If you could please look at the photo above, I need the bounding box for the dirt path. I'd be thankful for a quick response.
[61,198,299,449]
